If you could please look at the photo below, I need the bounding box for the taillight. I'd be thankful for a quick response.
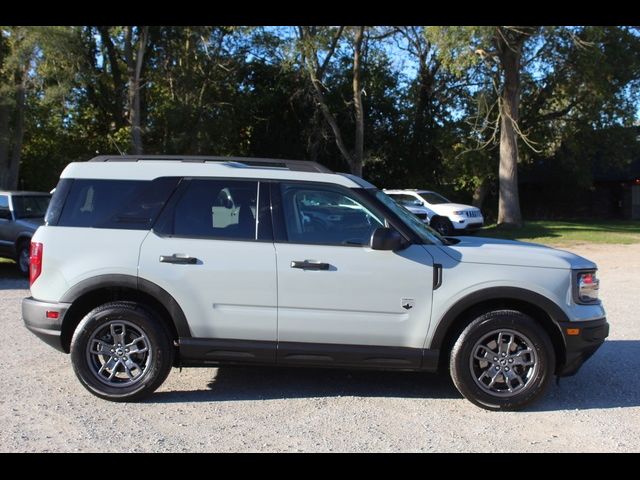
[29,242,43,286]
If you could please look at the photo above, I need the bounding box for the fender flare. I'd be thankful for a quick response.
[60,274,191,337]
[429,286,568,350]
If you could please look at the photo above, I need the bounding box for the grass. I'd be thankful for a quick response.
[480,220,640,246]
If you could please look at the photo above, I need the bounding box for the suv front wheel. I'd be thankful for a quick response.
[70,302,174,402]
[430,217,453,236]
[450,310,555,410]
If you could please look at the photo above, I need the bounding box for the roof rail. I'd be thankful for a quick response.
[88,155,333,173]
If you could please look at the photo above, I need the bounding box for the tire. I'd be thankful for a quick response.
[449,310,555,411]
[430,217,453,236]
[70,302,174,402]
[16,242,30,277]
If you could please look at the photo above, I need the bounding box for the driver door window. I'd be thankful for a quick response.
[279,184,384,246]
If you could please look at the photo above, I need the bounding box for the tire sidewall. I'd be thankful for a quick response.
[70,303,173,401]
[451,311,555,411]
[17,243,30,277]
[431,217,452,236]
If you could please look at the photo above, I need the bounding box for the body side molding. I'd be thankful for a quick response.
[178,337,440,372]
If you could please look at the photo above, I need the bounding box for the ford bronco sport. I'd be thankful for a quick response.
[22,156,609,410]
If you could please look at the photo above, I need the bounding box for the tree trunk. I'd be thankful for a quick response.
[125,26,148,155]
[0,61,27,190]
[410,51,440,184]
[7,66,27,190]
[298,26,368,177]
[472,177,490,209]
[497,33,523,226]
[98,26,125,129]
[299,26,353,170]
[351,26,365,177]
[0,103,10,189]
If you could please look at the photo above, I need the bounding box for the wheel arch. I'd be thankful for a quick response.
[431,287,567,373]
[59,274,191,354]
[429,214,449,224]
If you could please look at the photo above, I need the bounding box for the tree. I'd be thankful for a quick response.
[0,27,37,190]
[124,26,149,154]
[492,27,540,226]
[6,24,640,215]
[427,26,544,226]
[296,26,367,176]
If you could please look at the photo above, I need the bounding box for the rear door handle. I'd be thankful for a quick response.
[160,254,199,265]
[290,260,330,270]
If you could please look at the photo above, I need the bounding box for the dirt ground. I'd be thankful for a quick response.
[0,243,638,452]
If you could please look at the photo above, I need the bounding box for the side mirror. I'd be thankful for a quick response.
[0,209,11,220]
[370,227,404,251]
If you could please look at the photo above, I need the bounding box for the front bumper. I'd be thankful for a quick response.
[557,317,609,376]
[451,220,484,232]
[22,296,70,353]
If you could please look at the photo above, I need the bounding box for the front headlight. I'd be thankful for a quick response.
[574,270,600,304]
[453,210,464,215]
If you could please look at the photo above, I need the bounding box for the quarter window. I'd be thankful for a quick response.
[56,178,179,229]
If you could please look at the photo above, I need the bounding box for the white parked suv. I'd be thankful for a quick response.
[384,189,484,236]
[23,156,608,410]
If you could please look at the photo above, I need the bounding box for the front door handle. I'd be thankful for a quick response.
[290,260,330,270]
[159,254,199,265]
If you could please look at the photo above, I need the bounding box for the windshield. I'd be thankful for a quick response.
[374,190,445,245]
[12,195,51,219]
[419,191,450,205]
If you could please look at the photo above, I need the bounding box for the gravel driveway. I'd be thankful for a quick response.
[1,243,638,452]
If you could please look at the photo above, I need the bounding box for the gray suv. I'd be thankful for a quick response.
[0,191,51,276]
[22,156,608,410]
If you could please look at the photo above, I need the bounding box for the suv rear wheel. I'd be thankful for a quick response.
[70,302,174,401]
[17,241,30,277]
[449,310,555,410]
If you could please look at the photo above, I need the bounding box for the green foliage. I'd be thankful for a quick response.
[0,25,637,224]
[481,220,640,245]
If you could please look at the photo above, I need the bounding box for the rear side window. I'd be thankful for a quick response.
[55,177,179,229]
[167,179,259,240]
[12,195,50,219]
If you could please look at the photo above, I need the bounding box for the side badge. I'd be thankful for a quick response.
[401,298,415,311]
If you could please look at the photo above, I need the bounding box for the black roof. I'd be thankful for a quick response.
[88,155,333,173]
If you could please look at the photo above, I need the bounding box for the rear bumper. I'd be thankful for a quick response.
[557,317,609,376]
[22,296,70,353]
